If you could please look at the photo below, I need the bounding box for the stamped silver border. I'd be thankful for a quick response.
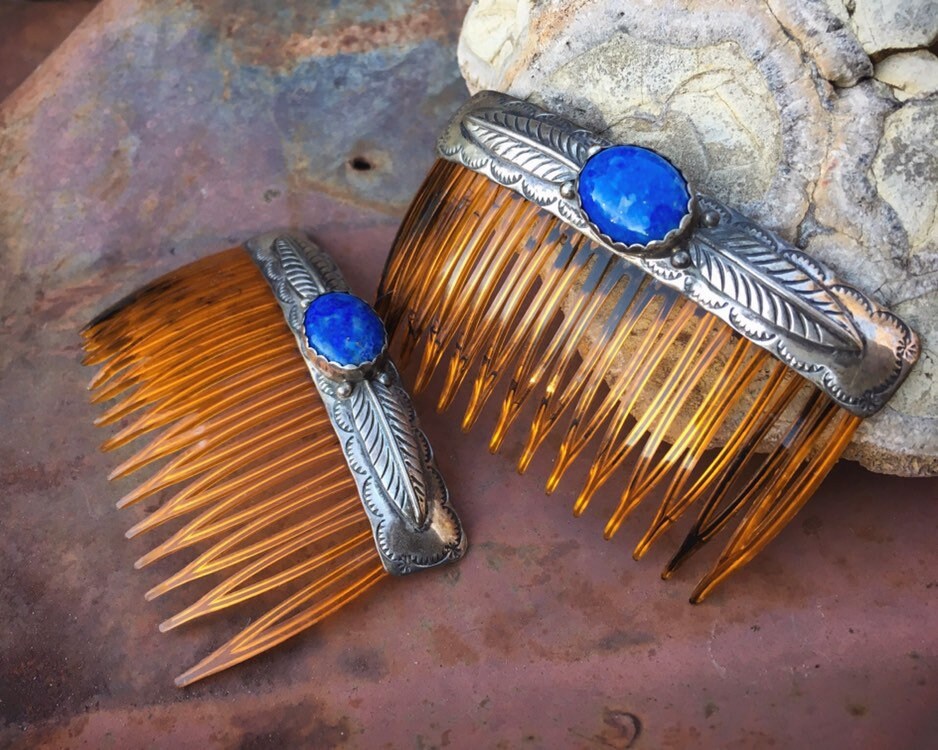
[438,91,919,416]
[246,231,467,575]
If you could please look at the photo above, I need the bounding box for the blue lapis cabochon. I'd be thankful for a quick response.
[577,145,691,247]
[303,292,387,368]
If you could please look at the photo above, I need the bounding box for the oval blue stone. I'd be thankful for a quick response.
[578,145,690,247]
[303,292,386,367]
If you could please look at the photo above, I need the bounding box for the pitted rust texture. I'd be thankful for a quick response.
[1,0,937,747]
[0,1,98,101]
[0,0,470,289]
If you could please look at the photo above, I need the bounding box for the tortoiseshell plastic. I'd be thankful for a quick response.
[83,249,388,685]
[379,161,861,601]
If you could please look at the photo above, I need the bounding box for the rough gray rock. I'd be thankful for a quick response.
[458,0,938,476]
[851,0,938,54]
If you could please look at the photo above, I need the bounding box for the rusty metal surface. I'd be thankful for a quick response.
[0,1,936,747]
[0,1,99,101]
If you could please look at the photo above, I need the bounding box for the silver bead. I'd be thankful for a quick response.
[671,250,692,269]
[702,210,721,227]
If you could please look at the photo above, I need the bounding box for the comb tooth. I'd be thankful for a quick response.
[484,239,595,450]
[126,442,330,538]
[521,272,647,477]
[95,340,295,427]
[90,321,289,420]
[135,459,349,568]
[85,265,252,352]
[663,368,802,561]
[102,356,306,451]
[108,385,320,479]
[570,298,695,514]
[89,366,145,404]
[159,527,375,632]
[87,292,273,391]
[438,213,559,413]
[492,254,625,460]
[726,392,839,530]
[380,161,469,325]
[684,398,844,601]
[436,205,545,410]
[690,408,861,602]
[88,353,140,392]
[108,380,313,475]
[546,286,676,494]
[380,162,458,302]
[619,334,745,540]
[84,261,268,372]
[632,340,768,558]
[81,346,116,366]
[115,412,333,511]
[86,249,258,328]
[582,309,712,527]
[92,292,281,383]
[512,260,630,473]
[662,378,819,579]
[86,310,169,357]
[105,410,204,461]
[398,176,542,371]
[87,299,274,398]
[462,233,587,437]
[144,491,361,598]
[416,186,521,334]
[114,409,324,506]
[413,195,529,392]
[173,554,386,687]
[396,177,502,364]
[96,315,285,403]
[447,200,543,332]
[599,317,730,539]
[382,164,484,338]
[134,440,345,539]
[658,362,796,530]
[98,335,308,447]
[454,225,563,426]
[106,290,272,360]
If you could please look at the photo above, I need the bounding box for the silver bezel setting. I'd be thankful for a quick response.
[572,145,699,258]
[245,231,467,575]
[436,91,920,416]
[302,332,389,383]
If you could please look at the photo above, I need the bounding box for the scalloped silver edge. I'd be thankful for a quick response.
[437,91,919,416]
[245,230,467,575]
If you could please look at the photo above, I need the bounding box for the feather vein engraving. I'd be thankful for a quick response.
[275,236,322,302]
[342,380,429,528]
[691,228,863,354]
[465,109,591,182]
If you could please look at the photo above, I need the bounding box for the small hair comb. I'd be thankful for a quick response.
[82,231,466,685]
[378,91,919,601]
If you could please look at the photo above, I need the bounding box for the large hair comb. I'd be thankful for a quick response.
[378,91,919,602]
[82,231,466,685]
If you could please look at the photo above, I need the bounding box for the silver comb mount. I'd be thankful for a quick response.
[246,231,467,575]
[439,91,919,416]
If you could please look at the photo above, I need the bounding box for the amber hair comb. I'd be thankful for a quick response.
[378,92,919,602]
[82,231,466,685]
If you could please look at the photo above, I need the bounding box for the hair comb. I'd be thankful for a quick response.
[82,231,466,685]
[377,91,919,602]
